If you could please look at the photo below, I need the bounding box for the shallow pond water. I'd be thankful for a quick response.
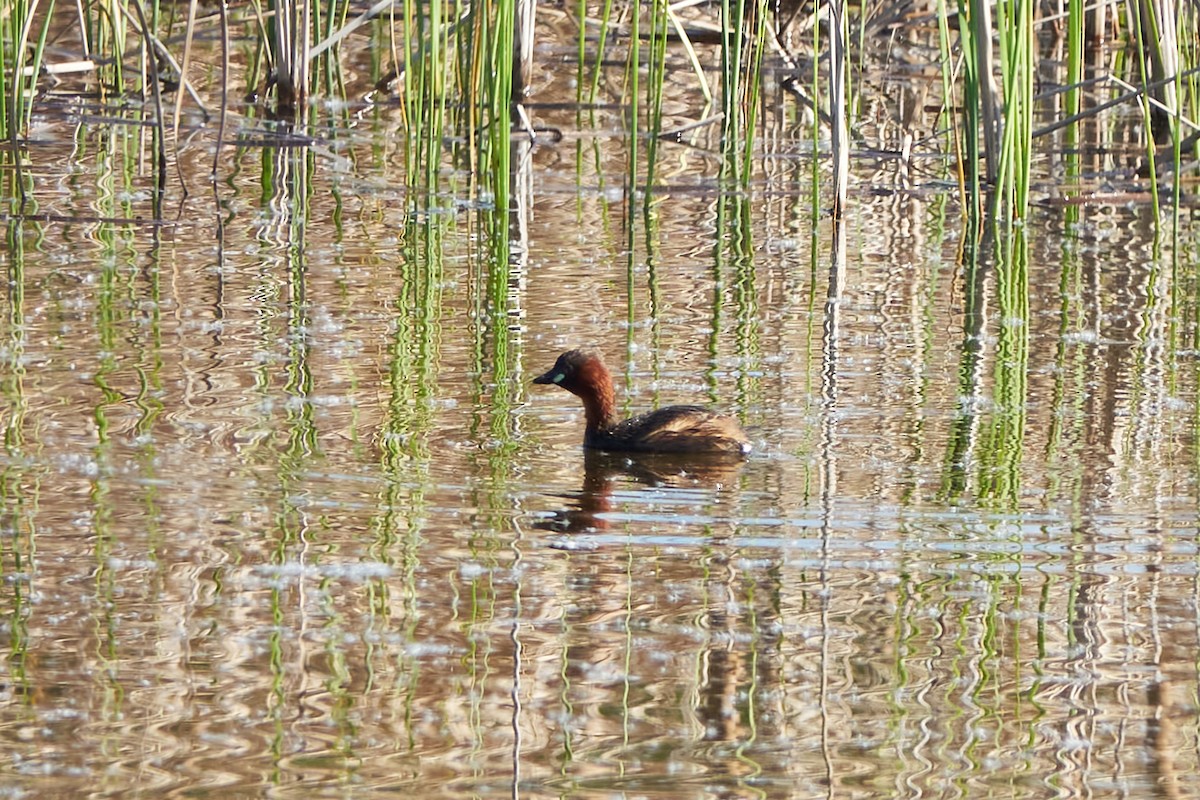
[2,11,1200,800]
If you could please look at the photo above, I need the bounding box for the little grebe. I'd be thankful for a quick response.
[533,348,751,456]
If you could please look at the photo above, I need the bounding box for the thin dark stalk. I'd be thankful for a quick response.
[172,0,200,197]
[953,0,983,219]
[130,0,167,207]
[212,0,229,182]
[970,0,1000,187]
[1128,0,1162,213]
[116,6,211,116]
[827,0,848,218]
[809,0,821,226]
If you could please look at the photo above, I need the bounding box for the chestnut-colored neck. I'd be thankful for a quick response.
[572,359,617,433]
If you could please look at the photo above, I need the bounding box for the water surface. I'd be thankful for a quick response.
[2,15,1200,800]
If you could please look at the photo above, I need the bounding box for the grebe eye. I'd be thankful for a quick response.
[552,372,565,383]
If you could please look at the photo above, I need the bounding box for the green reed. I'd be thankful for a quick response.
[8,1,51,132]
[581,0,614,106]
[462,0,520,445]
[642,0,669,195]
[13,0,1197,211]
[393,0,516,225]
[945,0,1199,224]
[741,6,769,182]
[401,0,448,202]
[1131,0,1199,220]
[334,0,519,428]
[718,0,768,187]
[719,0,742,178]
[995,0,1033,221]
[623,0,641,243]
[1063,0,1083,199]
[1128,0,1163,215]
[951,0,989,220]
[315,0,352,97]
[1178,40,1198,232]
[1,0,52,203]
[934,0,964,193]
[808,3,822,226]
[0,10,14,140]
[941,0,1040,222]
[478,0,515,304]
[575,0,586,104]
[1186,13,1200,167]
[93,0,127,91]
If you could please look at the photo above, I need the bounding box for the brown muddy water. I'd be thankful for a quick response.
[2,15,1200,800]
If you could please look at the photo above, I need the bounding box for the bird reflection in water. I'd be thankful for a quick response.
[538,448,746,534]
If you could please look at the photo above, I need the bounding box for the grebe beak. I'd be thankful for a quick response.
[532,368,563,385]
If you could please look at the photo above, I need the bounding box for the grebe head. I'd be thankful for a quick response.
[532,348,610,395]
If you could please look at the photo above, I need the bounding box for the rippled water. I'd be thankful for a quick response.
[2,16,1200,800]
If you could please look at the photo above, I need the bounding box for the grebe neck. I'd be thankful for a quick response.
[578,365,617,433]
